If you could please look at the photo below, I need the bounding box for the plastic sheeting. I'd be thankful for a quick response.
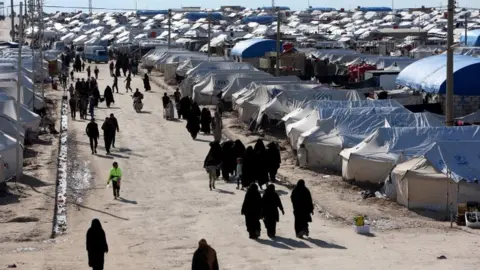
[340,126,480,183]
[192,70,271,105]
[221,76,300,102]
[231,39,279,58]
[459,29,480,47]
[396,54,480,96]
[0,93,41,132]
[297,113,443,171]
[176,58,229,77]
[0,130,22,181]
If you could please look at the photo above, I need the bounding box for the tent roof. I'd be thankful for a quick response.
[231,38,279,58]
[459,29,480,47]
[395,54,480,96]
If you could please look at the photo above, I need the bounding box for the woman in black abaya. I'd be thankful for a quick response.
[262,184,284,238]
[186,111,201,140]
[200,108,212,134]
[241,183,262,239]
[253,139,269,189]
[220,140,235,181]
[291,179,314,238]
[266,141,281,183]
[86,219,108,270]
[241,146,255,189]
[103,86,114,108]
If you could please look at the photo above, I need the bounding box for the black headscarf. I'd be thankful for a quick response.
[86,219,108,253]
[241,183,262,217]
[291,180,314,215]
[233,140,246,159]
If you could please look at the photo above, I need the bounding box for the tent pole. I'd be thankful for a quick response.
[207,12,211,60]
[16,2,23,183]
[167,9,171,50]
[275,7,280,76]
[445,0,454,126]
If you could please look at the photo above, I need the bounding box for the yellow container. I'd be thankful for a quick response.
[354,216,365,226]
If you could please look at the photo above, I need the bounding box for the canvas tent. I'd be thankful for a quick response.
[0,82,44,110]
[389,141,480,216]
[341,126,480,184]
[221,76,301,102]
[0,93,41,132]
[176,58,229,77]
[192,70,271,105]
[0,130,22,181]
[296,113,443,171]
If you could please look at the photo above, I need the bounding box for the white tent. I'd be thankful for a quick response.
[341,126,480,184]
[282,99,404,128]
[192,70,271,105]
[297,113,443,171]
[0,93,41,132]
[0,130,22,181]
[389,141,480,216]
[176,58,230,77]
[221,76,301,102]
[0,81,44,110]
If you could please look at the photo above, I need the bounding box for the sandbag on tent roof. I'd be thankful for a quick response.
[0,93,41,132]
[176,58,230,77]
[282,99,404,127]
[286,106,411,149]
[236,83,321,123]
[0,130,23,181]
[340,126,480,184]
[259,88,365,123]
[192,70,272,105]
[298,113,443,171]
[389,141,480,215]
[222,76,301,102]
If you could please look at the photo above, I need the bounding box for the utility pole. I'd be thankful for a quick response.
[464,13,468,46]
[37,0,44,99]
[275,7,280,76]
[445,0,454,126]
[10,0,14,40]
[16,1,23,184]
[167,9,171,50]
[88,0,92,16]
[207,11,211,59]
[29,0,35,109]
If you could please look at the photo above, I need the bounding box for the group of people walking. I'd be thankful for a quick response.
[85,114,119,155]
[241,180,314,239]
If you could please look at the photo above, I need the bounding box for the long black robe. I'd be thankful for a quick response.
[241,184,262,238]
[242,146,255,188]
[192,245,219,270]
[104,86,114,108]
[143,74,151,91]
[101,119,115,153]
[220,140,235,180]
[291,180,314,235]
[200,108,212,134]
[262,184,284,237]
[191,102,201,118]
[265,142,281,182]
[179,96,191,119]
[253,139,269,188]
[204,142,222,168]
[86,219,108,269]
[186,112,200,139]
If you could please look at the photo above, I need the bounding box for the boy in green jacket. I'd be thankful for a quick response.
[107,162,122,199]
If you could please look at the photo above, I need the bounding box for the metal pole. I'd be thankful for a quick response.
[37,0,44,99]
[445,0,454,126]
[207,12,211,59]
[464,14,468,46]
[16,2,23,183]
[167,9,171,50]
[10,0,15,40]
[30,0,35,109]
[275,7,280,76]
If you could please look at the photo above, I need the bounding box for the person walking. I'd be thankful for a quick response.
[107,162,122,199]
[266,142,281,183]
[124,74,132,92]
[291,179,314,238]
[86,65,91,78]
[81,61,85,72]
[109,61,114,76]
[112,74,119,93]
[86,219,108,270]
[262,184,284,238]
[143,73,151,91]
[89,96,95,120]
[69,95,77,120]
[101,117,115,154]
[212,110,222,142]
[104,86,114,108]
[86,118,99,154]
[200,108,212,134]
[162,93,170,118]
[241,183,262,239]
[204,142,221,190]
[109,113,120,148]
[94,66,99,80]
[191,239,219,270]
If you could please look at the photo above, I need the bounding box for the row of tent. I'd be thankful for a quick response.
[156,54,480,216]
[0,48,46,183]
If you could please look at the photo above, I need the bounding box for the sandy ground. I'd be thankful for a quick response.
[0,63,479,269]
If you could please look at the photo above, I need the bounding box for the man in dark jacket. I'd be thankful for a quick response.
[101,117,115,154]
[86,118,99,154]
[109,113,120,148]
[192,239,219,270]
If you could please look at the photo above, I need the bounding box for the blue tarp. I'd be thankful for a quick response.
[459,29,480,47]
[241,15,275,24]
[359,7,393,12]
[231,39,280,58]
[395,54,480,96]
[184,12,223,21]
[136,10,169,16]
[307,7,336,12]
[261,6,290,11]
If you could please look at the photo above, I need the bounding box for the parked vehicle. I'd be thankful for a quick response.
[84,45,108,63]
